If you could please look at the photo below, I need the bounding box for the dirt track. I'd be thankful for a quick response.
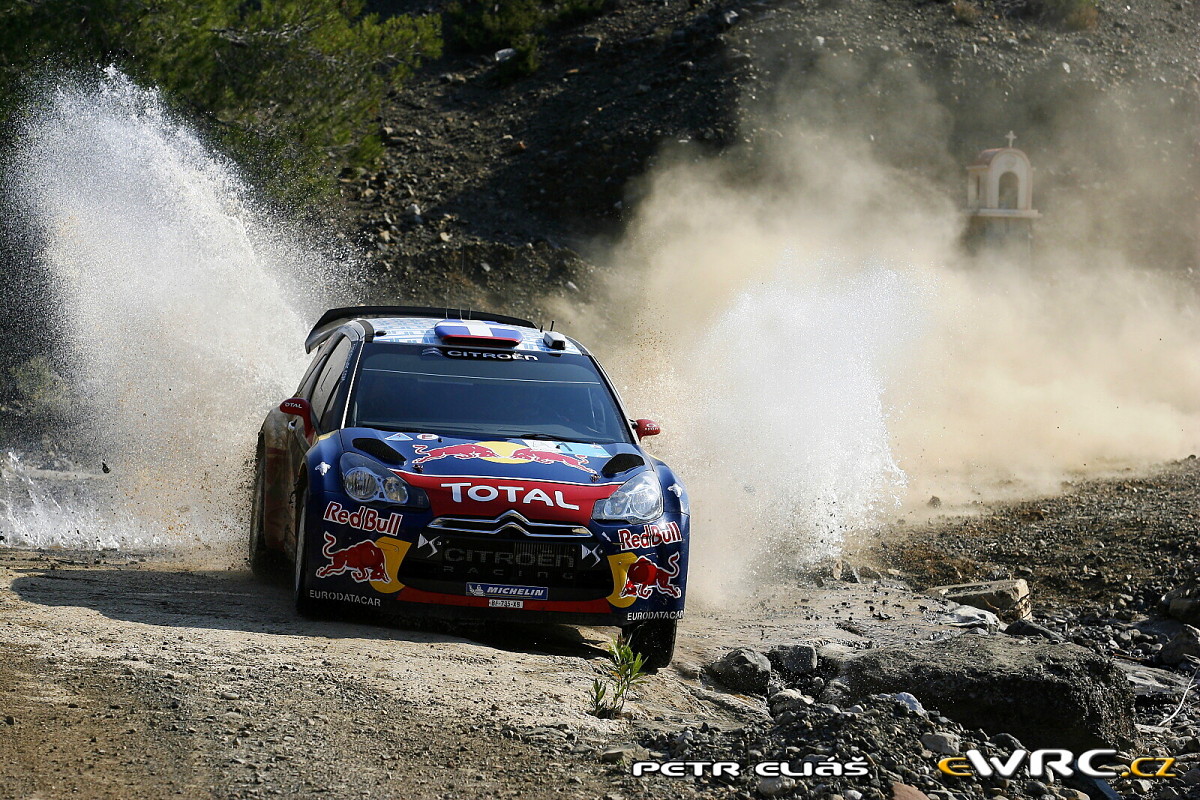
[0,545,987,800]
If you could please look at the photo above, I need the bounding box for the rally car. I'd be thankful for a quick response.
[248,306,689,667]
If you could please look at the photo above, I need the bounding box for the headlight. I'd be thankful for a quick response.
[593,470,663,523]
[339,452,419,505]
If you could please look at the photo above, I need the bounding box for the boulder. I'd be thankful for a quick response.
[766,643,818,679]
[821,635,1136,751]
[706,647,772,695]
[926,579,1031,621]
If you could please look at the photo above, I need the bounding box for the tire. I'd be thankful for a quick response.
[623,619,677,671]
[248,453,283,579]
[293,486,320,617]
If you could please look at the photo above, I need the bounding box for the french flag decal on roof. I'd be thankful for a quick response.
[434,319,524,347]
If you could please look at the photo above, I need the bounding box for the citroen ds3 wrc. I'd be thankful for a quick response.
[248,306,689,667]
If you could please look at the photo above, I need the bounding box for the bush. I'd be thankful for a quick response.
[0,0,442,204]
[446,0,545,53]
[1033,0,1099,29]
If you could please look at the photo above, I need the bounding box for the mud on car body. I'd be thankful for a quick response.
[249,306,689,667]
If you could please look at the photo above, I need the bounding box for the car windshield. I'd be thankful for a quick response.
[349,344,632,443]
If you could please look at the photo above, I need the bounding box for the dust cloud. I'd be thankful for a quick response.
[581,56,1200,601]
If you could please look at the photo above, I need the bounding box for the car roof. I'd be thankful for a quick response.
[305,305,586,355]
[363,316,585,355]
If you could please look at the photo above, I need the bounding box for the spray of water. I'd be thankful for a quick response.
[2,68,349,552]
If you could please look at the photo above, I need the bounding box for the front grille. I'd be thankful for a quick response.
[428,510,590,539]
[399,534,611,600]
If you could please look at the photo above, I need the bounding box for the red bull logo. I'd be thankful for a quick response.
[315,532,390,583]
[411,440,597,475]
[618,521,684,551]
[323,502,403,534]
[621,552,682,599]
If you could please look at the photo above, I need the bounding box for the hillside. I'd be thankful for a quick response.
[346,0,1199,313]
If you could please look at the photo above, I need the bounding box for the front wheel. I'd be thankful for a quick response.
[622,619,677,671]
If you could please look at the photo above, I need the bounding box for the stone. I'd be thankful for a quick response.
[938,604,1001,632]
[893,692,926,715]
[1159,625,1200,666]
[1160,585,1200,625]
[599,745,640,763]
[766,644,818,678]
[822,636,1137,751]
[891,783,930,800]
[707,648,772,695]
[920,731,961,755]
[767,689,813,717]
[757,776,794,796]
[1005,618,1064,642]
[926,579,1032,621]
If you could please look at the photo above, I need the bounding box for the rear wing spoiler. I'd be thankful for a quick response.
[304,305,538,353]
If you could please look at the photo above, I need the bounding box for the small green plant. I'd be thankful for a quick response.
[589,638,650,718]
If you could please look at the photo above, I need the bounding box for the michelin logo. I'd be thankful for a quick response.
[466,583,548,600]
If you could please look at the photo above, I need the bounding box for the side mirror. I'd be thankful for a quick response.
[634,418,661,440]
[280,397,316,439]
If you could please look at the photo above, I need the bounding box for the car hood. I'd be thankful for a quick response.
[340,428,647,485]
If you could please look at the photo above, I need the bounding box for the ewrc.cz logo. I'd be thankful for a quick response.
[308,589,381,607]
[938,750,1178,779]
[323,502,403,534]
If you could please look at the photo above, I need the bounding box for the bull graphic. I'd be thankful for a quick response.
[508,447,597,475]
[621,552,682,599]
[412,443,500,464]
[314,532,390,583]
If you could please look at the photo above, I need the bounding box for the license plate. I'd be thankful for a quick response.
[489,599,524,609]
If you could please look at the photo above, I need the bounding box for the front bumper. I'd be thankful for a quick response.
[300,493,688,625]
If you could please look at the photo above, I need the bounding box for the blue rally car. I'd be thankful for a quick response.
[248,306,689,667]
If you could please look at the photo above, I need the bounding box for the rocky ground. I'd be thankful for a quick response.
[3,460,1200,799]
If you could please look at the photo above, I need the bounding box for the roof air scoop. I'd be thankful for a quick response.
[434,319,522,347]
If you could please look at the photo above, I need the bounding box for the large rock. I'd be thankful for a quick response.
[822,635,1136,751]
[706,647,772,695]
[766,643,818,679]
[926,579,1031,621]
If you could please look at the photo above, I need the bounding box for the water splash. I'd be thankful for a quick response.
[2,68,349,552]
